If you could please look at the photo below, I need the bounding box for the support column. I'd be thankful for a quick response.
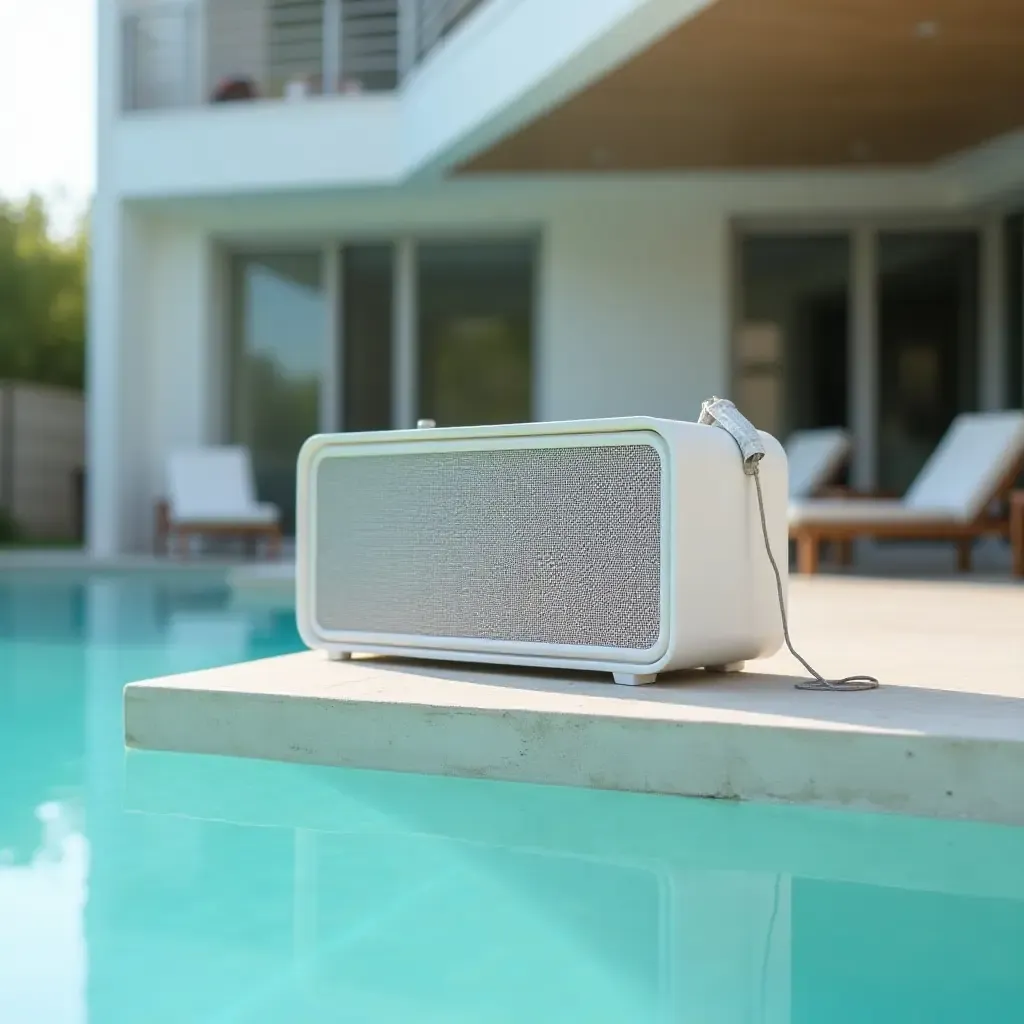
[321,245,342,433]
[980,215,1007,411]
[87,198,150,556]
[322,0,342,94]
[850,225,878,490]
[89,0,152,555]
[205,243,230,444]
[89,0,119,556]
[393,238,417,428]
[192,0,208,104]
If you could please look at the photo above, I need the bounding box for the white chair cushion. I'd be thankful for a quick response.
[789,499,954,527]
[171,503,279,527]
[904,411,1024,520]
[785,428,851,499]
[167,447,280,525]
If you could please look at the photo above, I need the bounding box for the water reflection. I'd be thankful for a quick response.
[0,574,304,1024]
[2,576,1024,1022]
[112,753,1024,1024]
[0,802,87,1024]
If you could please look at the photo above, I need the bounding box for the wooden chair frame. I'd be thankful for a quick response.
[1011,491,1024,578]
[789,455,1024,575]
[155,499,282,560]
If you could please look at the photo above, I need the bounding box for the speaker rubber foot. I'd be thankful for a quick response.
[612,672,658,686]
[704,661,746,673]
[327,651,352,662]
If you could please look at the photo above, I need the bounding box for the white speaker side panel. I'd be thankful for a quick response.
[661,422,787,672]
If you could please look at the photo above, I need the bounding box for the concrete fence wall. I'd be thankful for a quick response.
[0,382,86,541]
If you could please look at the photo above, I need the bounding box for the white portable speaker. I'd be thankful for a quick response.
[296,416,787,685]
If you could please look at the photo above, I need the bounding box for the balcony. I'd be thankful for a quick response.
[120,0,486,112]
[111,0,707,198]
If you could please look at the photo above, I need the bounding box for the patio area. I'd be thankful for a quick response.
[125,571,1024,827]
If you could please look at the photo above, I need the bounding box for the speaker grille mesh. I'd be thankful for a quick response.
[313,442,662,650]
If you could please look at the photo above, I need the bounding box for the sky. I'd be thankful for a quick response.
[0,0,95,231]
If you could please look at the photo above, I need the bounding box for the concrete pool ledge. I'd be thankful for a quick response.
[124,575,1024,828]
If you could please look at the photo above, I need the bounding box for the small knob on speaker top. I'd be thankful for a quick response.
[416,419,436,429]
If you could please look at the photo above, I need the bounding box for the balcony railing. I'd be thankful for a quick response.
[121,0,487,112]
[414,0,485,62]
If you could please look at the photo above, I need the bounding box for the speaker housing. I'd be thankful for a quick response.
[296,417,787,685]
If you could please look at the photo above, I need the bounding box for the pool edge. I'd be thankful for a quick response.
[123,651,1024,827]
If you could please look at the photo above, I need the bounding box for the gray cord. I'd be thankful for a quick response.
[753,470,879,692]
[697,395,878,691]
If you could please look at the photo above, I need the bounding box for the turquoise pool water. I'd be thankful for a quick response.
[1,573,1023,1023]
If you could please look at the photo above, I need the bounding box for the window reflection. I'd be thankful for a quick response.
[878,233,979,493]
[230,253,323,534]
[735,235,850,441]
[342,245,394,431]
[417,241,534,427]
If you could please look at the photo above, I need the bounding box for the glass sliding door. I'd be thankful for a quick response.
[416,240,534,427]
[341,244,394,431]
[735,235,850,442]
[230,252,324,534]
[877,232,979,493]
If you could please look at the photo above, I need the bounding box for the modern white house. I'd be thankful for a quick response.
[90,0,1024,554]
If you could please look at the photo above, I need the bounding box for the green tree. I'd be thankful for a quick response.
[0,194,87,390]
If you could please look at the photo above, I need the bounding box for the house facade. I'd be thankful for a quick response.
[91,0,1024,553]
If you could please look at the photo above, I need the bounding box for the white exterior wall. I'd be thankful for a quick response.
[148,222,221,481]
[542,207,726,421]
[95,164,1024,553]
[93,0,1024,555]
[91,159,1024,552]
[88,201,155,554]
[91,216,220,553]
[114,98,404,197]
[96,192,730,552]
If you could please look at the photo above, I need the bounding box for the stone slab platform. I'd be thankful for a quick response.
[124,576,1024,825]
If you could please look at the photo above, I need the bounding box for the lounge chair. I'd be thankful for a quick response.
[789,411,1024,574]
[785,428,851,499]
[158,447,282,558]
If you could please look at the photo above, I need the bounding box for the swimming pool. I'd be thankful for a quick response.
[1,573,1022,1022]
